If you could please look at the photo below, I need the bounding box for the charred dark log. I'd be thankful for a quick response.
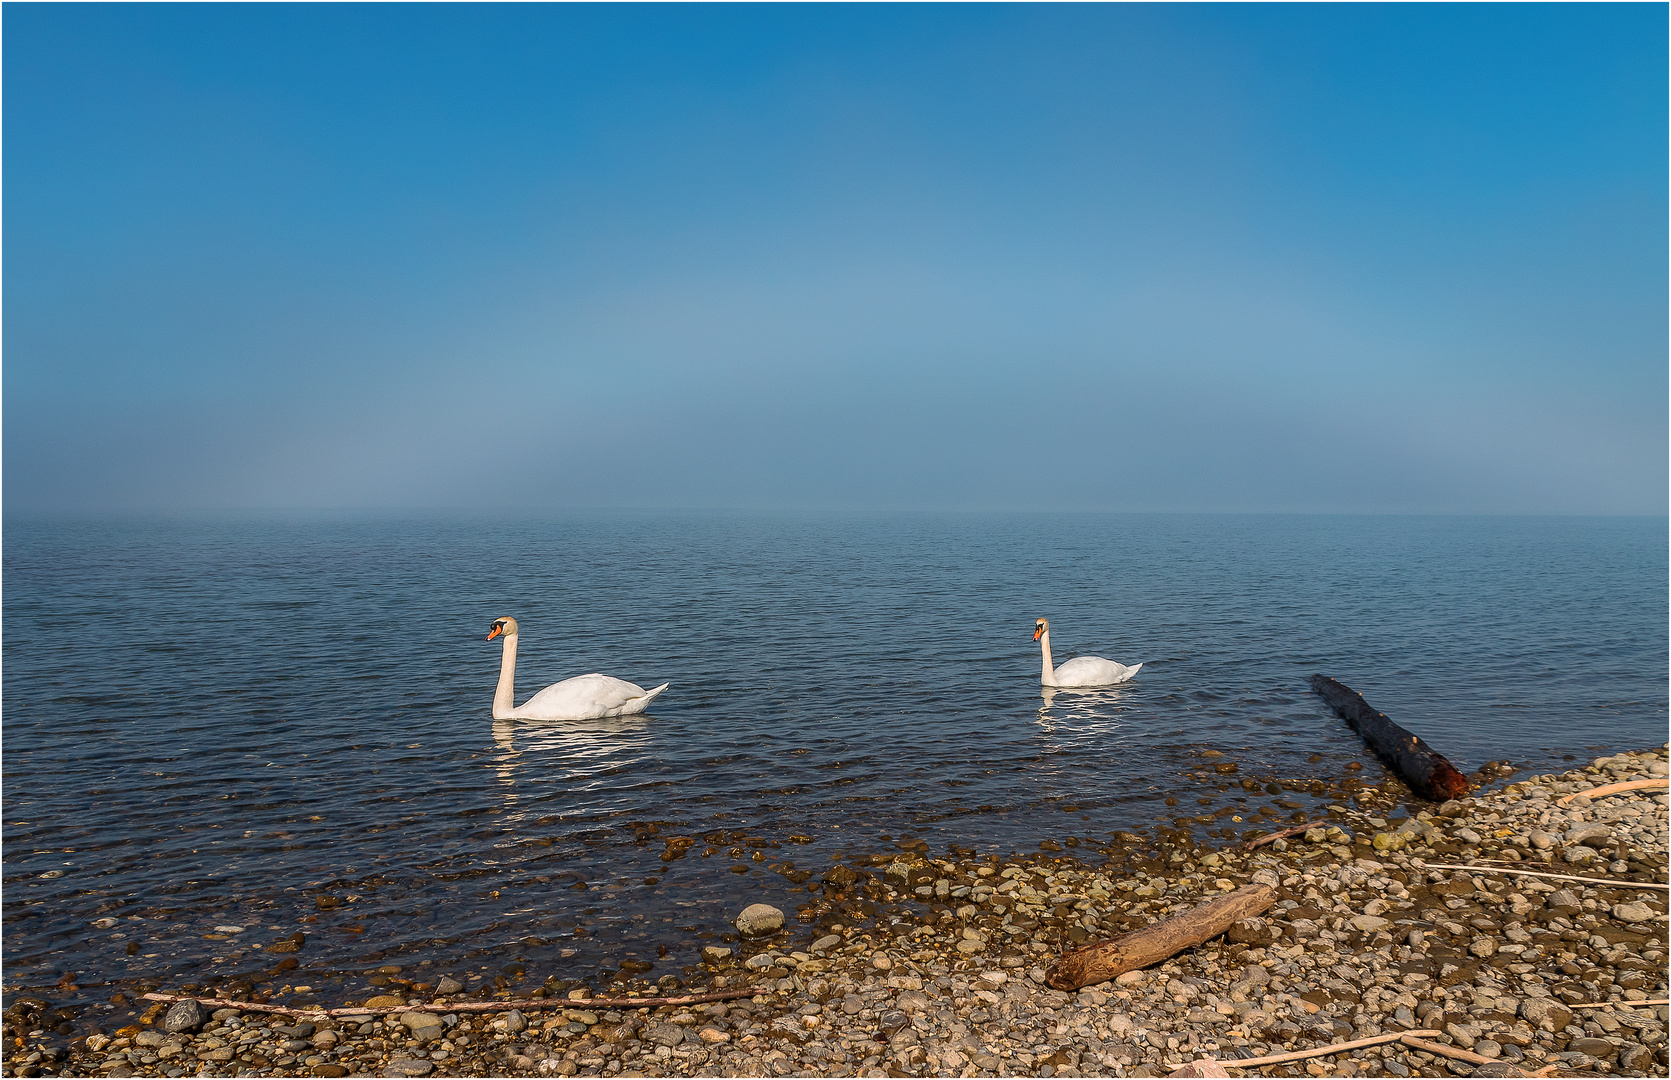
[1309,675,1469,801]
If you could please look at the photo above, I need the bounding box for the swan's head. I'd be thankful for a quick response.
[1033,618,1050,641]
[486,616,519,641]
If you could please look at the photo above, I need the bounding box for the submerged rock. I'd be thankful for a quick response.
[733,902,785,937]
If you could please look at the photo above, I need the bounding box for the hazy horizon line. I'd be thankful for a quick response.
[6,505,1666,520]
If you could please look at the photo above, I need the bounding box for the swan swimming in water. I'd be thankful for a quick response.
[486,617,668,720]
[1033,618,1141,687]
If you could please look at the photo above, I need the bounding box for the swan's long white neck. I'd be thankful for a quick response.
[493,632,519,719]
[1039,628,1058,687]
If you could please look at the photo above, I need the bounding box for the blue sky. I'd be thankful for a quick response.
[6,4,1665,513]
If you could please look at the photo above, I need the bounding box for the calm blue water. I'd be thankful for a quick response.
[4,512,1664,1008]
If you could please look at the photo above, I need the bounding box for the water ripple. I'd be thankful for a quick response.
[3,512,1664,1002]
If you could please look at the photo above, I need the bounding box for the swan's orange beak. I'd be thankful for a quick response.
[486,626,503,642]
[1033,625,1044,641]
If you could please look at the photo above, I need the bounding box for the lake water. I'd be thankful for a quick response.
[4,512,1664,1011]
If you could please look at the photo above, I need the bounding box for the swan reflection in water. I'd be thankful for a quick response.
[1035,684,1138,745]
[490,716,656,825]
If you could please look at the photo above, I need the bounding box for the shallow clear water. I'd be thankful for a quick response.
[4,512,1664,1007]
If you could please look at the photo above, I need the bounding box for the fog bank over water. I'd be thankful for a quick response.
[6,5,1664,514]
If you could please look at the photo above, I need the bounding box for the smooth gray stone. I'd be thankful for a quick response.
[162,1000,208,1034]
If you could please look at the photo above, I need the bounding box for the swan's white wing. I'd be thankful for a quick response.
[1053,656,1141,687]
[516,674,666,720]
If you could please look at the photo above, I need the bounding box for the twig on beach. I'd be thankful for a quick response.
[1219,1028,1440,1068]
[1045,885,1276,991]
[1570,998,1670,1009]
[1556,778,1670,805]
[141,987,761,1019]
[1199,1029,1556,1076]
[1242,821,1325,851]
[1397,1034,1560,1075]
[1413,861,1671,892]
[1164,1060,1230,1077]
[1399,1033,1527,1069]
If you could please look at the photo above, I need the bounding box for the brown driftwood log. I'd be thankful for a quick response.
[1309,675,1468,801]
[1044,884,1275,991]
[141,987,757,1019]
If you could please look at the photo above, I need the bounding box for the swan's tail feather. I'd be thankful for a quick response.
[622,683,669,714]
[1123,663,1143,681]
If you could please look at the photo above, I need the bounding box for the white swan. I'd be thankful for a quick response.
[1033,618,1141,687]
[486,617,668,720]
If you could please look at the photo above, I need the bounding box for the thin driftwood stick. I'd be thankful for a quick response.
[1398,1034,1558,1075]
[1416,861,1671,892]
[141,987,759,1019]
[1571,998,1670,1009]
[1399,1033,1505,1067]
[1557,778,1670,805]
[1044,884,1276,992]
[1243,821,1325,851]
[1403,1029,1557,1076]
[1226,1028,1441,1067]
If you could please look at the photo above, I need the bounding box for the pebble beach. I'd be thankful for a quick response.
[11,748,1667,1079]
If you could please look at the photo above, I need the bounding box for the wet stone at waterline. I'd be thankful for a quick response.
[161,999,207,1034]
[733,903,785,937]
